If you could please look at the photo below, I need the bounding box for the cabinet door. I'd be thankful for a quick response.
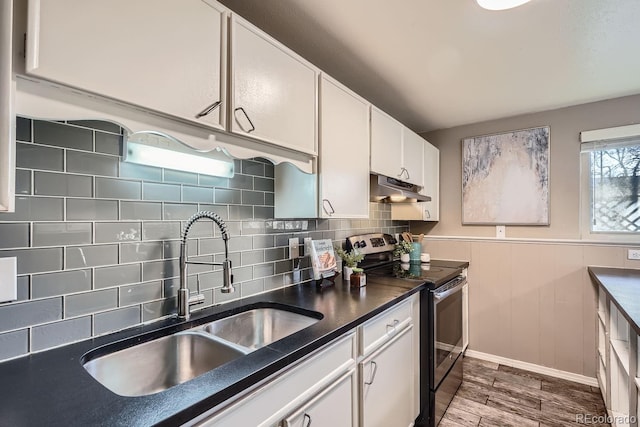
[401,128,424,187]
[26,0,227,130]
[283,371,356,427]
[359,326,414,427]
[230,15,318,155]
[0,0,14,212]
[421,141,440,221]
[319,75,369,218]
[370,106,403,179]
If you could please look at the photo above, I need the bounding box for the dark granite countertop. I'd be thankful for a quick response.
[0,260,465,427]
[588,266,640,335]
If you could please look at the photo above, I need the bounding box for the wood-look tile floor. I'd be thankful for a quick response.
[440,357,609,427]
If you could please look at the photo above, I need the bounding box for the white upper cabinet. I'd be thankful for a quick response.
[318,75,370,218]
[401,127,425,187]
[370,106,403,179]
[229,15,318,155]
[391,139,440,222]
[422,141,440,221]
[370,106,424,186]
[25,0,227,130]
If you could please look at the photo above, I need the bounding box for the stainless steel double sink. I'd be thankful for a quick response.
[82,305,322,397]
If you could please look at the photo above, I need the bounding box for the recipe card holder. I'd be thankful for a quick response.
[314,271,338,289]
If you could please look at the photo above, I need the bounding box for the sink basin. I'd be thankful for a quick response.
[203,307,320,350]
[82,332,247,397]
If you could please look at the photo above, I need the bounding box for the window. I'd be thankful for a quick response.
[581,124,640,238]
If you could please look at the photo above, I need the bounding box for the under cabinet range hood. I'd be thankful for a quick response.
[370,174,431,203]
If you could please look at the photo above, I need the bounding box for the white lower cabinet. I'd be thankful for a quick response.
[359,326,414,427]
[282,370,356,427]
[191,332,356,427]
[189,294,420,427]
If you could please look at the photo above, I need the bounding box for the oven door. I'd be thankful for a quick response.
[432,277,465,388]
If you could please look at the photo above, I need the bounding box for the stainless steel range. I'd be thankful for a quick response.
[346,233,466,427]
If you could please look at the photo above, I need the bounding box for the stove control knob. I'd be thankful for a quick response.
[354,241,360,248]
[359,240,367,248]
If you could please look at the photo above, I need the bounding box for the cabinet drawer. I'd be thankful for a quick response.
[194,332,356,426]
[359,299,412,356]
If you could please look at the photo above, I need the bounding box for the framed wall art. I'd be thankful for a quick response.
[462,126,550,225]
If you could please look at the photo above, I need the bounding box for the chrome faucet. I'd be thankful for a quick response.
[178,211,234,320]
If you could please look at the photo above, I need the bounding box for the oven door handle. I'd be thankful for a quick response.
[433,280,466,302]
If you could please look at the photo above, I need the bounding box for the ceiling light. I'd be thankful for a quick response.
[477,0,532,10]
[124,131,235,178]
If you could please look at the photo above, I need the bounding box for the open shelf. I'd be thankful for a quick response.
[610,339,631,375]
[598,309,607,328]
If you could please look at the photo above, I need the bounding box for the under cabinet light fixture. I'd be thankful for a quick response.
[476,0,532,10]
[124,131,235,178]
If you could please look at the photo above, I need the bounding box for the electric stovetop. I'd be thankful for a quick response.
[364,261,462,288]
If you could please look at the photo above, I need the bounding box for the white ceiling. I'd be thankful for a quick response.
[218,0,640,133]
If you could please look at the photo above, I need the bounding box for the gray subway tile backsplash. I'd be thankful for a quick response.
[0,329,29,360]
[32,269,92,299]
[94,307,141,335]
[34,171,93,197]
[32,222,92,247]
[0,248,63,274]
[120,242,164,263]
[65,289,118,317]
[0,223,29,249]
[183,186,214,203]
[241,159,265,176]
[142,221,181,241]
[95,177,142,200]
[143,182,181,201]
[0,298,62,333]
[66,245,119,269]
[16,117,32,142]
[94,264,141,289]
[94,222,141,243]
[229,174,253,190]
[121,201,162,220]
[34,120,93,151]
[31,317,92,352]
[68,120,121,134]
[67,151,119,177]
[215,188,241,205]
[15,169,32,195]
[120,281,162,306]
[67,198,119,221]
[242,190,265,206]
[16,142,64,171]
[163,203,198,221]
[0,117,409,362]
[254,177,274,192]
[94,131,122,156]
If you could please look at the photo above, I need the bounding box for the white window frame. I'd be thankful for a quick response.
[580,123,640,242]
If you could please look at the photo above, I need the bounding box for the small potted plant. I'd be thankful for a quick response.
[393,240,414,263]
[334,246,364,279]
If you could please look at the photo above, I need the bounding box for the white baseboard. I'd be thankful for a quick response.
[464,349,599,387]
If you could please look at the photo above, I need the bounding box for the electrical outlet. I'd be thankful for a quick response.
[496,225,506,239]
[289,238,300,259]
[628,249,640,260]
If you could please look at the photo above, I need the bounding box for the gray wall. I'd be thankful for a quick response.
[420,93,640,239]
[411,94,640,378]
[0,117,408,362]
